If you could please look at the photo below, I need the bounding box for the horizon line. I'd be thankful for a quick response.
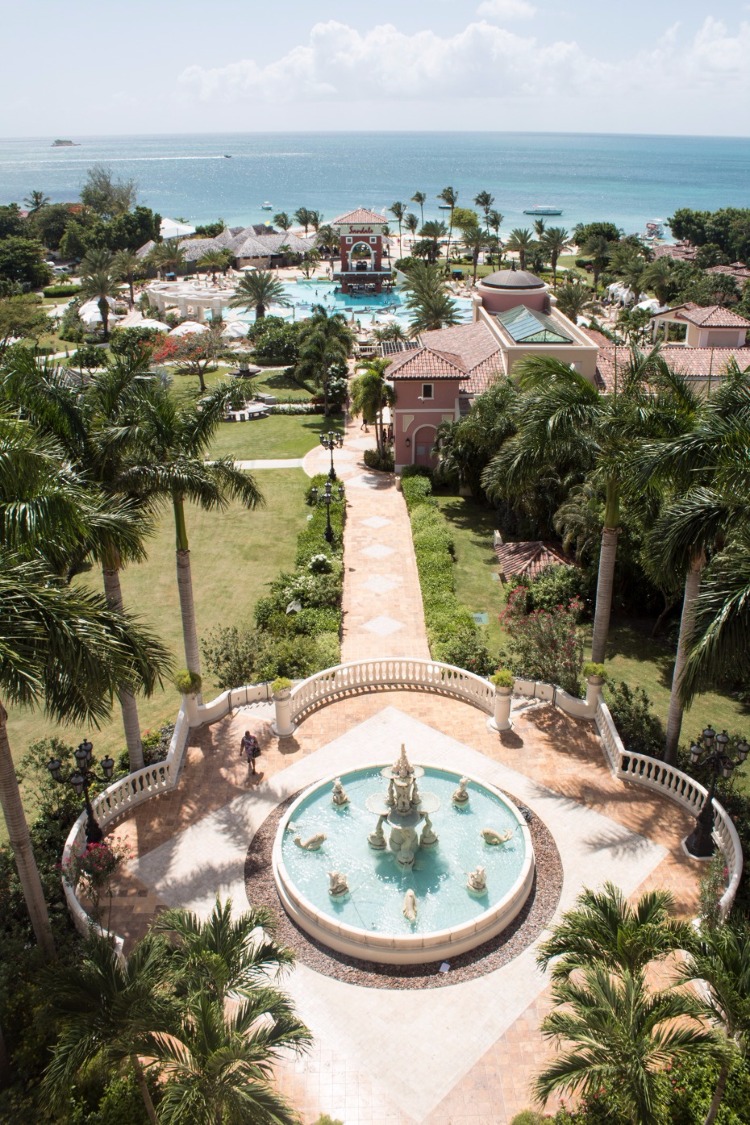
[3,128,750,143]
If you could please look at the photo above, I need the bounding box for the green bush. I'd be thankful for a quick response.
[604,680,665,758]
[364,447,394,472]
[401,475,435,511]
[174,669,202,695]
[526,564,591,615]
[201,624,259,689]
[42,283,82,298]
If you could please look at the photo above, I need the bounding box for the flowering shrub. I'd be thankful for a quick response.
[500,587,584,696]
[63,839,130,925]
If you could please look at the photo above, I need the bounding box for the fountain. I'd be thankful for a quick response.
[272,747,535,965]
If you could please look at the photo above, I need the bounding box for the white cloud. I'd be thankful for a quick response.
[477,0,536,20]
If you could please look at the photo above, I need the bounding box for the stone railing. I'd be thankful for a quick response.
[595,698,742,920]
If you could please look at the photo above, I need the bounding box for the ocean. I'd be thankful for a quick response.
[1,131,748,239]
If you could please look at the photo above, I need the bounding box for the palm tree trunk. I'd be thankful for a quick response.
[591,482,620,664]
[102,567,145,772]
[0,702,55,957]
[173,497,202,685]
[665,550,705,763]
[131,1054,158,1124]
[704,1058,730,1125]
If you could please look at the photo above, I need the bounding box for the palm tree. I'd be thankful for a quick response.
[148,239,186,279]
[416,220,446,266]
[404,212,419,244]
[229,269,289,320]
[350,357,395,457]
[81,270,119,340]
[643,257,676,307]
[299,248,321,278]
[273,212,291,231]
[487,208,503,243]
[582,234,612,291]
[536,882,694,981]
[43,932,176,1122]
[411,190,427,227]
[541,226,572,286]
[555,279,596,322]
[112,249,141,307]
[295,305,353,416]
[505,228,534,271]
[434,378,517,497]
[482,348,676,663]
[461,225,488,284]
[125,383,264,681]
[23,190,50,214]
[80,247,115,275]
[307,209,323,233]
[402,261,460,335]
[389,201,407,258]
[293,207,312,235]
[679,920,750,1125]
[535,965,722,1124]
[196,248,232,283]
[438,186,458,269]
[474,191,495,235]
[315,224,339,267]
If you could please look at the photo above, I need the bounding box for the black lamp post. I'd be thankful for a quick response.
[310,481,345,544]
[319,430,343,481]
[684,726,749,858]
[47,739,115,844]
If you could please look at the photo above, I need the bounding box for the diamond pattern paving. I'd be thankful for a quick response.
[361,515,392,529]
[363,615,404,636]
[361,543,395,560]
[362,574,400,594]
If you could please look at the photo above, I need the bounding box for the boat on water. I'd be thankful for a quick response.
[52,139,79,147]
[643,219,665,240]
[261,201,273,210]
[223,154,232,159]
[438,204,452,210]
[523,205,563,216]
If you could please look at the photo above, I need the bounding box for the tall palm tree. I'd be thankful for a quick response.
[295,305,352,417]
[112,248,141,307]
[404,212,419,245]
[582,233,612,291]
[307,209,323,233]
[555,279,596,322]
[541,226,572,286]
[315,224,339,267]
[293,207,312,235]
[80,247,115,275]
[461,225,488,284]
[434,378,518,498]
[402,261,460,335]
[536,882,694,981]
[81,270,119,340]
[229,269,289,320]
[350,357,395,457]
[643,257,676,307]
[196,248,232,283]
[273,212,291,232]
[474,190,495,235]
[389,201,407,258]
[124,383,264,681]
[416,220,446,266]
[43,932,176,1122]
[482,348,677,662]
[411,190,426,227]
[535,965,721,1124]
[437,186,458,269]
[505,228,534,271]
[148,239,186,279]
[679,920,750,1125]
[23,190,50,214]
[487,208,504,243]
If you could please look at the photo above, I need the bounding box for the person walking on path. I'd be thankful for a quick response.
[240,730,261,776]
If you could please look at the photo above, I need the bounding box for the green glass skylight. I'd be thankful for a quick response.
[496,305,573,345]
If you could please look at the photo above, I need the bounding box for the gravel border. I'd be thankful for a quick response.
[244,790,563,989]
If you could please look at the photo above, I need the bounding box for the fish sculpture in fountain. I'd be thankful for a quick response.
[481,827,513,845]
[402,888,417,922]
[294,832,327,851]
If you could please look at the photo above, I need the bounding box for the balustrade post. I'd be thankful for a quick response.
[271,681,295,738]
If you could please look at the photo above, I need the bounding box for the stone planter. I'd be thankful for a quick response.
[489,685,513,732]
[272,688,295,738]
[585,675,605,713]
[181,692,200,727]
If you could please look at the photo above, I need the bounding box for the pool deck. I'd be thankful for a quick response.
[103,417,705,1124]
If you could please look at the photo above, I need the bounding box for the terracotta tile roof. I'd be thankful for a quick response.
[420,321,504,394]
[595,343,750,391]
[494,539,572,581]
[386,345,468,380]
[332,208,388,227]
[672,303,750,329]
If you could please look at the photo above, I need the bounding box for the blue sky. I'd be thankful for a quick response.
[2,0,749,136]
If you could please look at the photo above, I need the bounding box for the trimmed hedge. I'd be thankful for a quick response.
[42,283,82,298]
[404,476,493,675]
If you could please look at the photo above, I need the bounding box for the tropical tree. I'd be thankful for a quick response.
[434,378,517,497]
[404,212,419,243]
[123,383,264,682]
[482,348,679,662]
[679,919,750,1125]
[474,190,495,235]
[196,248,232,283]
[414,220,446,266]
[307,209,323,233]
[438,186,459,269]
[581,233,612,291]
[541,226,572,285]
[153,325,224,395]
[402,261,460,335]
[229,269,289,321]
[487,208,503,242]
[535,965,722,1124]
[315,223,338,266]
[643,257,677,307]
[505,228,534,271]
[555,279,596,322]
[411,190,426,227]
[80,247,115,275]
[23,190,50,215]
[148,239,186,279]
[294,207,312,235]
[461,224,489,284]
[80,270,119,340]
[112,248,141,307]
[295,305,352,416]
[43,932,176,1122]
[299,248,321,278]
[273,212,291,232]
[350,357,395,457]
[389,201,407,258]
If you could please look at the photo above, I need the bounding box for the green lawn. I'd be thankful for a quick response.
[209,414,343,461]
[5,469,309,832]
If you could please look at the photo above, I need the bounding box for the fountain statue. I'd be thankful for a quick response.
[466,866,487,895]
[331,778,349,806]
[402,889,417,923]
[294,831,327,851]
[481,827,513,845]
[365,744,441,867]
[328,871,349,897]
[452,777,470,805]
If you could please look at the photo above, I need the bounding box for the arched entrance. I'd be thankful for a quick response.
[413,425,438,469]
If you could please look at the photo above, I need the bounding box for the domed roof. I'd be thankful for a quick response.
[480,268,545,290]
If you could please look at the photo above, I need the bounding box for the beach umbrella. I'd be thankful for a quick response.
[221,321,249,339]
[169,320,209,336]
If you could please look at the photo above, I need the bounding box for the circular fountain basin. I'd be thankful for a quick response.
[272,764,535,965]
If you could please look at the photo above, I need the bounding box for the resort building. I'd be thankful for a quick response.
[331,207,392,295]
[137,225,312,271]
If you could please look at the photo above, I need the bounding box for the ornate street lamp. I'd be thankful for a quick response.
[319,430,344,481]
[310,481,345,544]
[47,739,115,844]
[684,726,749,858]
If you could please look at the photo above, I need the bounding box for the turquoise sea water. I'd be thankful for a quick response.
[1,132,749,238]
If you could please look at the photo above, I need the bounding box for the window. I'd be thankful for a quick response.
[421,384,433,400]
[346,237,352,244]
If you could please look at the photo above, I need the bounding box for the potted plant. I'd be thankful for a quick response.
[271,677,294,737]
[489,668,514,731]
[174,669,202,724]
[582,662,606,711]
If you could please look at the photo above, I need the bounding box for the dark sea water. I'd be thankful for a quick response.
[1,131,748,238]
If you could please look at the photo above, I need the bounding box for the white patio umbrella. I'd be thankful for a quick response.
[79,297,116,326]
[169,321,209,336]
[221,321,249,339]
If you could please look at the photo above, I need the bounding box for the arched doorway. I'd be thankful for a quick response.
[413,425,438,469]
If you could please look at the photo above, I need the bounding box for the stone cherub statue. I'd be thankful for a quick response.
[452,777,470,805]
[466,866,487,895]
[328,871,350,897]
[331,777,349,806]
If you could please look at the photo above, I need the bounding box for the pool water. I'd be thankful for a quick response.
[278,766,527,936]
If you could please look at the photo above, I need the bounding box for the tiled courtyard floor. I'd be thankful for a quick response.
[100,418,704,1124]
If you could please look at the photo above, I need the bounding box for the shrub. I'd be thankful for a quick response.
[67,343,104,370]
[491,669,514,687]
[604,680,665,758]
[308,553,333,575]
[500,587,584,695]
[364,448,394,472]
[271,676,292,694]
[173,669,202,695]
[582,661,606,680]
[526,564,591,615]
[201,624,258,689]
[401,475,435,511]
[42,283,81,298]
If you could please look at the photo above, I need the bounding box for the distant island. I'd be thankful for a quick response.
[51,139,79,147]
